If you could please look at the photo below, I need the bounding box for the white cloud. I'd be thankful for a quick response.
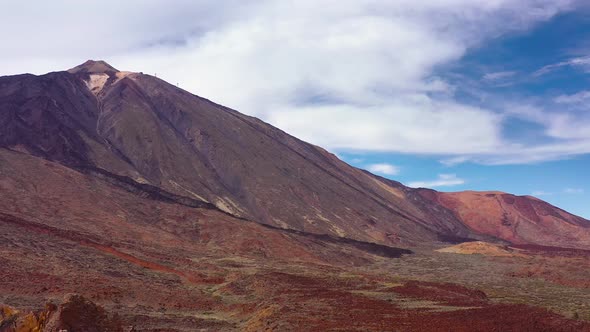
[545,115,590,140]
[0,0,585,165]
[531,190,553,196]
[564,188,584,194]
[439,156,472,167]
[366,163,400,175]
[442,138,590,165]
[482,71,517,81]
[530,188,586,197]
[452,100,590,164]
[407,174,465,188]
[554,90,590,104]
[268,102,502,155]
[533,55,590,76]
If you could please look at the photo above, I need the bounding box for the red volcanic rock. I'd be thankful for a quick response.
[237,273,590,332]
[44,295,124,332]
[436,241,524,257]
[391,280,488,306]
[0,296,123,332]
[418,190,590,249]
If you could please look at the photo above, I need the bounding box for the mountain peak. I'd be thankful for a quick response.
[67,60,119,74]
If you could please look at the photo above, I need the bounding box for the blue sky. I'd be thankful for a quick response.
[341,9,590,218]
[342,152,590,218]
[0,1,588,217]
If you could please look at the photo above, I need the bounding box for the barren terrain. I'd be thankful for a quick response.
[1,61,589,331]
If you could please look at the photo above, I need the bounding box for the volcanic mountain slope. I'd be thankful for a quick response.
[1,149,589,331]
[0,60,479,247]
[417,189,590,250]
[0,147,415,325]
[0,145,409,271]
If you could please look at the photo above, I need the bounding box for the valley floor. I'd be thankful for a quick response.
[0,149,589,331]
[2,236,590,331]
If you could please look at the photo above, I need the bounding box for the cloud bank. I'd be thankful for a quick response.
[407,174,465,188]
[0,0,587,165]
[366,163,400,175]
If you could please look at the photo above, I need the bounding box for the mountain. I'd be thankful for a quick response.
[3,60,587,250]
[418,190,590,249]
[1,61,590,330]
[0,60,472,246]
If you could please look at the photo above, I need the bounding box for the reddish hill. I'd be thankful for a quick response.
[418,190,590,250]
